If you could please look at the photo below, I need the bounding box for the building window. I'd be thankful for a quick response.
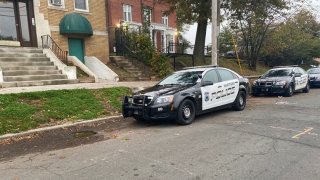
[123,4,132,22]
[143,8,152,24]
[48,0,64,7]
[74,0,89,12]
[162,15,168,26]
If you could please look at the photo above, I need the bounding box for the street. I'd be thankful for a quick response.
[1,89,320,180]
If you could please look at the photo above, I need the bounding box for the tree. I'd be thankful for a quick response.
[160,0,211,62]
[223,0,288,70]
[262,10,320,66]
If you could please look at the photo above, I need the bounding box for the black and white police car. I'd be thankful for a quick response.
[307,67,320,87]
[251,66,310,97]
[122,66,250,125]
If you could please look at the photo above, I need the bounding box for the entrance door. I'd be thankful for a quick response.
[68,38,85,63]
[0,0,37,47]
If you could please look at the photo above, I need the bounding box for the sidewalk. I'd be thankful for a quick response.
[0,80,157,94]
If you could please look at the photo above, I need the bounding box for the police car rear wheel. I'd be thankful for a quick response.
[303,83,310,93]
[233,91,246,111]
[176,99,195,125]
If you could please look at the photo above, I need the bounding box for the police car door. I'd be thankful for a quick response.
[297,68,308,89]
[294,68,307,90]
[201,70,224,110]
[217,69,240,105]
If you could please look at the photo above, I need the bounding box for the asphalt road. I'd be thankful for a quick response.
[1,89,320,180]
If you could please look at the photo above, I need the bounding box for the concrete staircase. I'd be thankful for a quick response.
[0,47,79,88]
[109,56,152,81]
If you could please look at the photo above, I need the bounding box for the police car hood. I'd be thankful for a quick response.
[257,76,292,82]
[135,84,193,97]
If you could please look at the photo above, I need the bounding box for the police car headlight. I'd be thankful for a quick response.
[128,97,133,104]
[155,95,174,104]
[275,81,287,86]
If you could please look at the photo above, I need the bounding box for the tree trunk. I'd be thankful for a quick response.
[193,19,208,63]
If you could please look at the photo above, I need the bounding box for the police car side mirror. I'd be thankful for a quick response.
[202,81,214,87]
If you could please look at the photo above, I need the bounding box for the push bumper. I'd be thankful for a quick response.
[122,97,176,120]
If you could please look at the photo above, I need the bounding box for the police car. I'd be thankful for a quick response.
[251,66,310,97]
[307,67,320,87]
[122,66,249,125]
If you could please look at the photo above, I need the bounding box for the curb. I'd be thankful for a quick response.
[0,115,123,141]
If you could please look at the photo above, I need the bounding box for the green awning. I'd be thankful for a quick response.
[59,13,93,36]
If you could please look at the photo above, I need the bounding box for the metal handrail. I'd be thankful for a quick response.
[41,35,68,64]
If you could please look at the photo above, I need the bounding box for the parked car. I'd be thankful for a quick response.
[307,67,320,87]
[251,66,310,97]
[122,66,250,125]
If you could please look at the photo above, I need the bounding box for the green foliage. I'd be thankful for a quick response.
[224,0,289,69]
[124,31,173,78]
[125,31,153,64]
[262,10,320,66]
[219,27,234,54]
[0,87,131,135]
[151,52,173,78]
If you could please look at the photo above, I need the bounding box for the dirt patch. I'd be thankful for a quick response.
[0,117,134,162]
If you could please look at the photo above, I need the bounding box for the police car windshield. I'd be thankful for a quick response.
[308,68,320,74]
[158,71,203,86]
[263,69,292,77]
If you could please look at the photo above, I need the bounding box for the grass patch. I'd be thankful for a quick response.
[0,87,131,135]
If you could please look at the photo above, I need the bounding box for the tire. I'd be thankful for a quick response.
[284,84,294,97]
[176,99,196,125]
[303,82,310,93]
[233,91,246,111]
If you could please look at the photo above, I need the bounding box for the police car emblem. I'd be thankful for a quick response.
[204,92,210,102]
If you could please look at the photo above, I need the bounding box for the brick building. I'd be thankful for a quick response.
[0,0,109,63]
[106,0,178,53]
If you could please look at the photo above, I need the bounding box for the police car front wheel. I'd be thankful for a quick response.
[176,99,196,125]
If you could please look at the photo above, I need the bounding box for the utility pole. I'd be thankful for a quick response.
[211,0,219,66]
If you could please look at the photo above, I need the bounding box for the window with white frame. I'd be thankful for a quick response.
[48,0,64,7]
[143,8,152,23]
[123,4,132,22]
[75,0,89,11]
[162,15,168,26]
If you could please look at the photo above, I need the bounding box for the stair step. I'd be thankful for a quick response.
[0,79,80,88]
[0,57,50,62]
[0,47,43,53]
[120,77,139,81]
[139,77,151,81]
[2,70,62,76]
[0,62,54,66]
[1,66,57,71]
[3,74,67,82]
[0,53,46,57]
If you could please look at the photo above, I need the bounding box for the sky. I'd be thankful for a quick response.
[182,0,320,45]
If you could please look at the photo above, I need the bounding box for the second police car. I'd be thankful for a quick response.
[122,66,249,125]
[307,67,320,87]
[251,66,310,97]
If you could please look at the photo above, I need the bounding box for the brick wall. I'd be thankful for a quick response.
[107,0,177,28]
[107,0,177,52]
[39,0,109,63]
